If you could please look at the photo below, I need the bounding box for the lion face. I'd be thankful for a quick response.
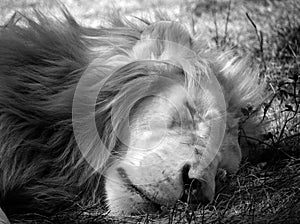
[104,81,241,215]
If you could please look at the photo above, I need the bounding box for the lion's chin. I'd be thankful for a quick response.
[105,176,162,216]
[104,166,180,216]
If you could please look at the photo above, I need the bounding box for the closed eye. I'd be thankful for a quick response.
[168,118,181,129]
[168,102,199,129]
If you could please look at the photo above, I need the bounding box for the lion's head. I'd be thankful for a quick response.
[71,19,264,215]
[0,10,264,218]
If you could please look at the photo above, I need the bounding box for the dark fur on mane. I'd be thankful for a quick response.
[0,9,263,217]
[0,10,138,215]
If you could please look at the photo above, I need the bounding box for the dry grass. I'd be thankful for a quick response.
[1,0,300,223]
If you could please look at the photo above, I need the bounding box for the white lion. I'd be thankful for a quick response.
[0,9,264,221]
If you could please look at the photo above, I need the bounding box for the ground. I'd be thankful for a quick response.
[0,0,299,223]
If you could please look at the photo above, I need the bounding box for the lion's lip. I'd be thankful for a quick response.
[117,167,162,212]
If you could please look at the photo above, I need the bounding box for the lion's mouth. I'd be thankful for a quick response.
[116,167,162,212]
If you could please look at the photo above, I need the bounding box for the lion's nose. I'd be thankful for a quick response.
[180,164,211,206]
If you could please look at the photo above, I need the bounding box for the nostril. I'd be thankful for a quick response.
[181,164,202,190]
[181,164,191,187]
[180,164,210,206]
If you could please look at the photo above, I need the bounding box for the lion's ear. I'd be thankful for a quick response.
[215,52,265,112]
[214,52,267,158]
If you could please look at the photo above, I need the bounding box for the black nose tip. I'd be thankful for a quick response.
[180,164,210,206]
